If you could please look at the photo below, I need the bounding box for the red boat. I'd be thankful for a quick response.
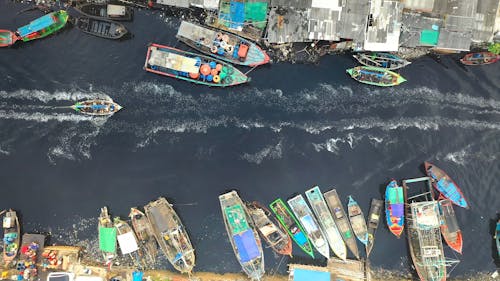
[460,51,500,65]
[438,199,463,254]
[0,30,19,47]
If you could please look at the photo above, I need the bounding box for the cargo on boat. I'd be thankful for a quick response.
[114,217,141,266]
[269,198,314,258]
[219,191,264,280]
[129,207,158,264]
[353,53,411,70]
[323,189,359,259]
[385,179,405,238]
[288,194,330,259]
[17,10,68,42]
[438,199,462,254]
[75,16,129,40]
[144,43,250,87]
[72,99,122,116]
[425,162,468,209]
[305,186,347,260]
[98,207,117,265]
[19,233,45,280]
[176,21,270,67]
[347,196,369,246]
[144,197,195,274]
[247,202,292,257]
[366,198,383,257]
[76,3,133,21]
[3,209,20,266]
[346,66,406,87]
[460,51,499,65]
[0,30,19,47]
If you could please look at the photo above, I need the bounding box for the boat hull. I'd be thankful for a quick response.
[366,198,383,256]
[76,3,133,21]
[496,220,500,258]
[0,30,19,47]
[346,66,406,86]
[129,208,158,264]
[98,207,117,264]
[438,199,463,254]
[385,180,405,238]
[460,52,500,65]
[72,99,122,116]
[424,162,468,209]
[17,10,69,42]
[347,196,368,245]
[353,52,410,70]
[3,210,20,265]
[75,16,129,40]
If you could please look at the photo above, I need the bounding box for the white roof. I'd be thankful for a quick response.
[117,232,138,254]
[149,47,200,73]
[107,4,126,16]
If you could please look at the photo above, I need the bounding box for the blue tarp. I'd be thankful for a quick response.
[293,268,330,281]
[391,203,404,217]
[18,14,55,37]
[234,229,259,263]
[132,271,143,281]
[91,104,107,110]
[293,231,307,246]
[229,1,245,29]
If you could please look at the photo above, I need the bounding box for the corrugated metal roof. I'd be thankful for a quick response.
[307,8,340,41]
[265,7,309,43]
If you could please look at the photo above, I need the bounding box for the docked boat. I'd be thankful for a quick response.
[496,219,500,257]
[176,21,270,67]
[438,199,462,254]
[246,202,292,256]
[269,198,314,258]
[347,196,369,246]
[144,197,195,274]
[346,66,406,87]
[460,51,500,65]
[219,191,264,280]
[353,53,411,70]
[385,179,405,238]
[366,199,383,257]
[17,10,68,42]
[75,16,129,40]
[113,217,140,263]
[0,30,19,47]
[324,189,360,259]
[424,162,468,209]
[144,43,250,87]
[305,186,347,260]
[76,3,133,21]
[129,207,158,264]
[98,207,117,266]
[287,194,330,259]
[72,99,122,116]
[3,210,20,266]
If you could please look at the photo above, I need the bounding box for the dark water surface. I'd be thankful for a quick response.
[1,2,500,277]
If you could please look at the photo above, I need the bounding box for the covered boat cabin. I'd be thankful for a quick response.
[17,13,57,39]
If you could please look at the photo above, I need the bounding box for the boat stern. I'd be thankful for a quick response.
[396,74,407,85]
[346,68,354,77]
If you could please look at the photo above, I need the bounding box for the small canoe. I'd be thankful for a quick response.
[76,3,133,21]
[72,99,122,116]
[347,196,369,246]
[496,219,500,258]
[385,179,405,238]
[3,210,20,266]
[75,16,129,40]
[366,198,383,257]
[0,30,19,47]
[424,162,468,209]
[129,207,158,264]
[17,10,68,42]
[353,52,411,70]
[438,199,463,254]
[269,198,314,258]
[98,207,117,266]
[346,66,406,87]
[460,51,500,65]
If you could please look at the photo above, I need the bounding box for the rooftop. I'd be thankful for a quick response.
[364,0,403,51]
[265,7,309,43]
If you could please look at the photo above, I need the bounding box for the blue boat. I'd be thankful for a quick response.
[496,220,500,258]
[425,162,469,209]
[385,179,405,238]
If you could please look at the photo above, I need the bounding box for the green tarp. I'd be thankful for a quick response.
[420,30,439,46]
[225,205,249,234]
[244,2,268,29]
[99,227,117,253]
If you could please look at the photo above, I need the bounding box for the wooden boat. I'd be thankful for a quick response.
[113,217,141,265]
[438,199,462,254]
[98,207,117,266]
[305,186,347,260]
[20,233,45,280]
[385,179,405,238]
[346,66,406,87]
[3,210,20,266]
[17,10,68,42]
[347,196,368,246]
[0,30,19,47]
[75,16,129,40]
[129,207,158,264]
[176,21,270,67]
[424,162,468,209]
[72,99,122,116]
[324,189,360,259]
[353,53,411,70]
[269,198,314,258]
[246,202,292,256]
[219,191,264,280]
[144,43,250,87]
[76,3,133,21]
[460,51,500,65]
[287,194,330,259]
[366,199,383,257]
[144,197,195,274]
[496,219,500,258]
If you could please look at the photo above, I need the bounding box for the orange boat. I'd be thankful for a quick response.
[460,51,499,65]
[438,199,463,254]
[0,30,19,47]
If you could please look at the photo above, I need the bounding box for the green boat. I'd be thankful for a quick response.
[346,66,406,87]
[269,198,314,258]
[17,10,69,42]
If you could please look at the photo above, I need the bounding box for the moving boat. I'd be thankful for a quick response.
[129,207,158,264]
[305,186,347,260]
[219,191,264,280]
[323,189,360,259]
[287,194,330,259]
[0,30,19,47]
[75,16,129,40]
[113,217,141,265]
[3,210,20,266]
[246,202,292,256]
[353,53,411,70]
[424,162,468,209]
[385,179,405,238]
[72,99,122,116]
[176,21,270,67]
[347,196,369,246]
[438,199,462,254]
[144,43,250,87]
[366,199,383,257]
[144,197,195,274]
[76,3,133,21]
[98,207,117,266]
[17,10,68,42]
[346,66,406,87]
[269,198,314,258]
[496,219,500,258]
[460,51,500,65]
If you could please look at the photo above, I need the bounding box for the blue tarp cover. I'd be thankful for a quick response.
[132,271,143,281]
[18,14,55,37]
[293,231,307,246]
[293,268,330,281]
[391,203,404,217]
[234,229,259,263]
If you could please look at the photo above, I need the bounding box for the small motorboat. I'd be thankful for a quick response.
[353,52,411,70]
[424,161,468,209]
[438,199,463,254]
[346,66,406,87]
[347,196,368,246]
[385,179,405,238]
[460,51,499,65]
[72,99,122,116]
[366,198,383,257]
[76,3,133,21]
[0,30,19,47]
[75,16,129,40]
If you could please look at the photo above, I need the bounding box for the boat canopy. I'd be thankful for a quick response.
[107,4,126,16]
[99,227,117,252]
[117,232,139,254]
[293,231,308,246]
[18,13,56,37]
[259,224,277,237]
[291,268,330,281]
[233,229,259,263]
[414,203,440,228]
[149,48,200,73]
[388,186,404,204]
[225,205,249,234]
[177,21,217,48]
[300,215,319,233]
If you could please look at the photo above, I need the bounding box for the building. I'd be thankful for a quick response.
[363,0,403,51]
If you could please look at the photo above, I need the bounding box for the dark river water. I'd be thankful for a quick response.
[0,2,499,278]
